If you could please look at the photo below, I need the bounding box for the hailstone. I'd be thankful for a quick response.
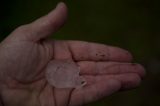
[45,60,86,88]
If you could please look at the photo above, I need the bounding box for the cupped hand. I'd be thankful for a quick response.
[0,2,145,106]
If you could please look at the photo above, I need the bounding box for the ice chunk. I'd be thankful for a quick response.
[45,60,86,88]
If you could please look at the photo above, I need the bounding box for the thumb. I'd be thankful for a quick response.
[11,2,68,41]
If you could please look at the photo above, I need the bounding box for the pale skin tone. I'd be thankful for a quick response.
[0,2,145,106]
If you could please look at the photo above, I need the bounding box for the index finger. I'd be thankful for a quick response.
[67,41,133,62]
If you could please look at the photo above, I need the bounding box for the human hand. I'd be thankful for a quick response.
[0,2,145,106]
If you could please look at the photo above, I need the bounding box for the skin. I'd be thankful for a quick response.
[0,2,145,106]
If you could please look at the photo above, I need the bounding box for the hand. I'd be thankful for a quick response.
[0,2,145,106]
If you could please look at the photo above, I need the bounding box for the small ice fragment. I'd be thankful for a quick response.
[45,60,87,88]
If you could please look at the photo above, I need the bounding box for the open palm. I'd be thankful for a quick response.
[0,3,145,106]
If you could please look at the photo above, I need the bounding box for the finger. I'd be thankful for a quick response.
[39,84,56,106]
[53,40,73,60]
[69,79,121,106]
[30,2,68,41]
[52,40,132,62]
[67,41,133,62]
[77,61,145,78]
[12,2,67,41]
[104,73,141,90]
[83,73,141,90]
[54,88,73,106]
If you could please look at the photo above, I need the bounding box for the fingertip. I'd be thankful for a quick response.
[28,2,68,41]
[55,2,68,15]
[133,64,146,78]
[118,48,133,62]
[56,2,67,9]
[118,73,142,90]
[109,47,133,62]
[126,74,142,90]
[125,50,133,62]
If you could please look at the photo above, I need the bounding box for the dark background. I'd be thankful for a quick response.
[0,0,160,106]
